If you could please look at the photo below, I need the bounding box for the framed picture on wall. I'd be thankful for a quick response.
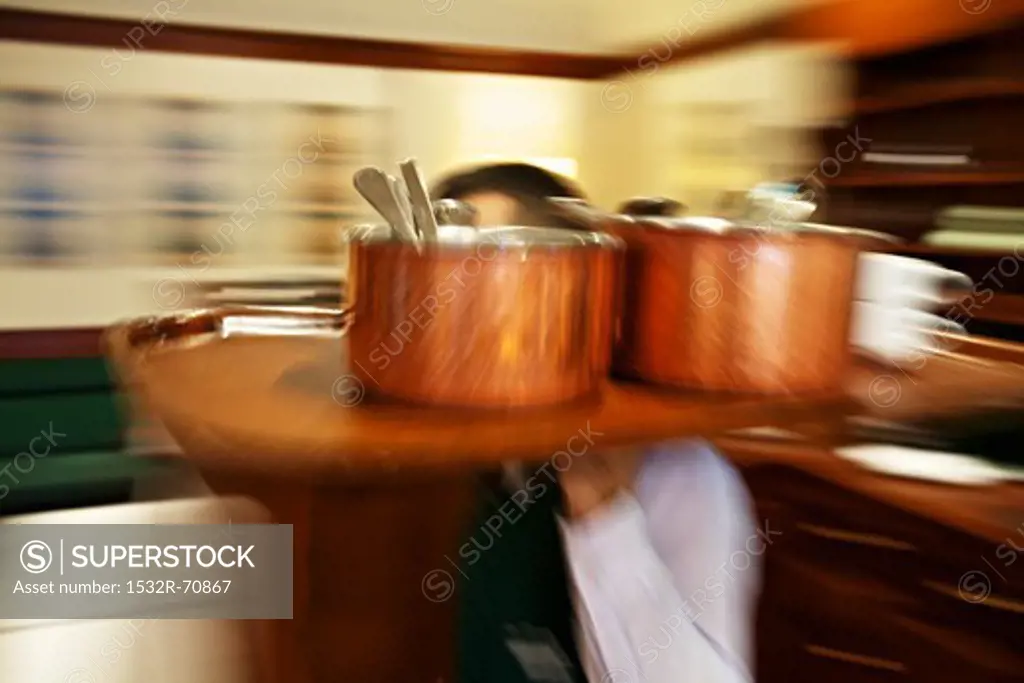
[0,89,389,268]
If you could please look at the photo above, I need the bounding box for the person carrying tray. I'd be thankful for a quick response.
[433,163,765,683]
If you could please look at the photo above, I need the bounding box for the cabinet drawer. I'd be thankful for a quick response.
[798,643,911,682]
[914,577,1024,655]
[760,609,1024,683]
[760,558,1024,683]
[744,465,989,596]
[757,615,912,683]
[761,554,918,640]
[742,464,948,545]
[784,514,942,598]
[892,614,1024,683]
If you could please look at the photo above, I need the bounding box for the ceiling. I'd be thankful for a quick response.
[5,0,807,55]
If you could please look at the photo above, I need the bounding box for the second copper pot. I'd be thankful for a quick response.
[610,217,865,395]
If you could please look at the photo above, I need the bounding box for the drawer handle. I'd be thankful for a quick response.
[797,523,916,551]
[922,580,1024,614]
[804,644,907,672]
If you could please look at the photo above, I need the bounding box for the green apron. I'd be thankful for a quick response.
[456,473,585,683]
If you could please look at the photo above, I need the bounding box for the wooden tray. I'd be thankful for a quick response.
[105,307,1024,473]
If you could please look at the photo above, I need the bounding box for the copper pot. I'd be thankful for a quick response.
[606,213,884,395]
[343,224,622,408]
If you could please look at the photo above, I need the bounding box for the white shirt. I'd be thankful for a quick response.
[558,440,763,683]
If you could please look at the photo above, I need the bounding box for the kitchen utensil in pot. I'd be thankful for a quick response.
[399,158,439,242]
[388,174,417,239]
[352,167,419,244]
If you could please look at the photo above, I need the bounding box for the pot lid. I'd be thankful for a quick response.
[632,213,901,245]
[631,194,900,244]
[343,223,622,249]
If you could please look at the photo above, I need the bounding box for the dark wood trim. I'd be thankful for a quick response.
[3,3,1022,82]
[0,327,105,360]
[893,243,1024,258]
[855,79,1024,116]
[604,14,787,79]
[607,0,1024,79]
[0,8,622,80]
[825,167,1024,188]
[780,0,1024,59]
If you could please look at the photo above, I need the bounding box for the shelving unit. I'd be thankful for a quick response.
[853,78,1024,116]
[816,22,1024,339]
[826,167,1024,188]
[820,22,1023,221]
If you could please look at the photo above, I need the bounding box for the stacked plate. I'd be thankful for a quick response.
[852,253,973,364]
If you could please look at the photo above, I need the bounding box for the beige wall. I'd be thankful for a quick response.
[590,0,829,49]
[3,0,830,53]
[0,38,848,328]
[381,69,589,183]
[0,42,591,329]
[601,43,850,211]
[576,42,850,210]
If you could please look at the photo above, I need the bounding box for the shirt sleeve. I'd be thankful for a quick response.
[559,493,751,683]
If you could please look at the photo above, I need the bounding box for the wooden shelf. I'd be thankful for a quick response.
[889,243,1023,258]
[826,167,1024,188]
[854,79,1024,115]
[957,293,1024,327]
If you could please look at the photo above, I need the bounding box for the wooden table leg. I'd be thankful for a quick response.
[200,468,478,683]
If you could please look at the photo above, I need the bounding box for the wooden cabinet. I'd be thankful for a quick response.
[733,458,1024,683]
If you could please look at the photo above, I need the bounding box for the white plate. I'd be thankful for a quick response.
[834,444,1024,486]
[726,426,806,440]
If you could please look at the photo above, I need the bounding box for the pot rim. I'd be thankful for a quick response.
[342,223,625,250]
[626,218,900,245]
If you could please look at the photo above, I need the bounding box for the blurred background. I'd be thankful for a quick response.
[0,0,860,329]
[1,1,1023,683]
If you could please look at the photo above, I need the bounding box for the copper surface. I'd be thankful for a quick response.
[610,219,862,394]
[346,239,620,408]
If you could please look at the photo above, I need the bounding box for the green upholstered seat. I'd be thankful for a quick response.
[0,451,177,517]
[0,352,173,517]
[0,357,114,396]
[0,391,126,456]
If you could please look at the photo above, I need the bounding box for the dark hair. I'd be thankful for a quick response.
[431,162,586,228]
[616,197,685,217]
